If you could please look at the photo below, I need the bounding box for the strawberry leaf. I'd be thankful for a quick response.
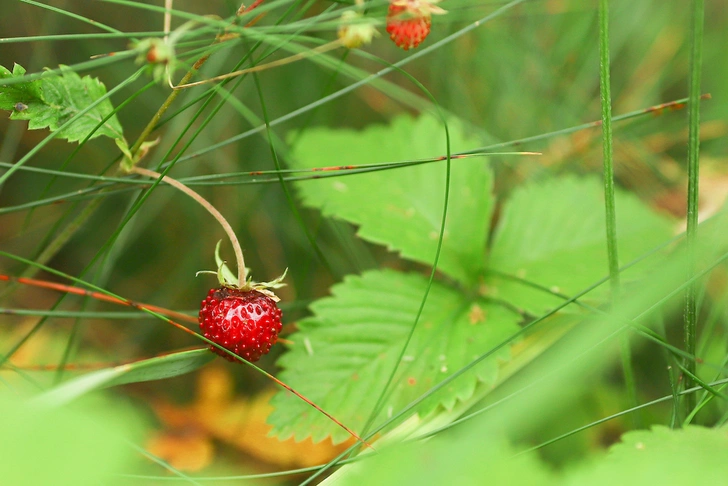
[487,176,674,315]
[0,63,43,109]
[0,63,124,143]
[1,394,144,486]
[287,115,492,286]
[269,269,520,444]
[566,426,728,484]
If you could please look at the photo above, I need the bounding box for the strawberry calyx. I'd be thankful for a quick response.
[196,240,286,301]
[389,0,446,17]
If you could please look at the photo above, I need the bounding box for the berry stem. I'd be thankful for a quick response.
[131,166,247,285]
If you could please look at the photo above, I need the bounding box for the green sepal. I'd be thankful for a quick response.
[214,240,240,288]
[116,138,134,171]
[198,242,286,300]
[132,38,176,83]
[118,138,159,172]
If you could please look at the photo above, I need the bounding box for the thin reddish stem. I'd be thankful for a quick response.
[258,367,372,449]
[0,274,197,324]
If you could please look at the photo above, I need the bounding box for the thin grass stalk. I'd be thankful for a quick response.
[683,0,705,416]
[599,0,638,425]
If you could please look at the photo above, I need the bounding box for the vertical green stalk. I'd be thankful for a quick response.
[683,0,704,416]
[598,0,619,309]
[599,0,638,424]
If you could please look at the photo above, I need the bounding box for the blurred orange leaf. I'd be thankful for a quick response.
[147,363,353,472]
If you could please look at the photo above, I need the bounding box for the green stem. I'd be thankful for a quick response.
[130,6,257,157]
[620,333,639,426]
[683,0,704,416]
[598,0,619,300]
[599,0,637,424]
[128,67,196,156]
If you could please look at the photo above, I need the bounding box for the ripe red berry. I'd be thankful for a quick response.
[386,3,431,50]
[199,287,283,362]
[386,0,445,50]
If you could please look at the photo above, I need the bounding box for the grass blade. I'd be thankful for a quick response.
[682,0,705,417]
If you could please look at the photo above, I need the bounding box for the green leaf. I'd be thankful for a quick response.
[487,176,674,315]
[333,434,555,486]
[35,349,214,406]
[565,425,728,485]
[269,269,520,444]
[0,394,145,486]
[0,63,43,109]
[0,63,124,143]
[288,115,493,286]
[101,348,215,387]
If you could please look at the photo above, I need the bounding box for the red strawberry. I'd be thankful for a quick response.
[199,287,283,362]
[386,0,446,50]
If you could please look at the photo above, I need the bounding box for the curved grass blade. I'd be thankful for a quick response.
[32,349,214,407]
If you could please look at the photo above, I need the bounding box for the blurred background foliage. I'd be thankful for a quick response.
[0,0,727,479]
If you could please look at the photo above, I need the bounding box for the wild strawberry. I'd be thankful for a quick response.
[199,287,283,362]
[385,0,446,50]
